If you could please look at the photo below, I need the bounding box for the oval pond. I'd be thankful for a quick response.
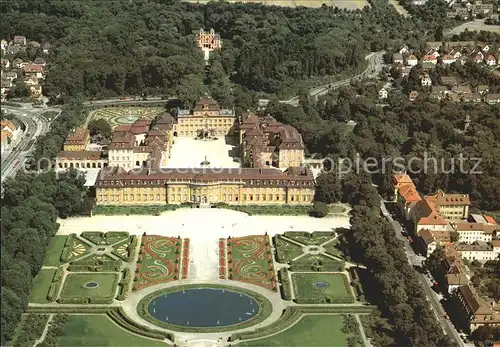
[148,288,259,327]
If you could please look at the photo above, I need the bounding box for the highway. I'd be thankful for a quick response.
[380,200,464,347]
[1,104,59,187]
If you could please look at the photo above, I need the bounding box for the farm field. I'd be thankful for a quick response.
[58,315,165,347]
[184,0,369,9]
[238,315,351,347]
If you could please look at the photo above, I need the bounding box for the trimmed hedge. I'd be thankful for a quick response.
[57,296,114,304]
[67,264,121,272]
[107,308,174,342]
[230,307,301,342]
[26,306,112,314]
[294,296,354,304]
[278,269,293,301]
[93,204,180,216]
[52,267,64,282]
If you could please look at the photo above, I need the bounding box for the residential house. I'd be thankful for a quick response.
[450,50,462,59]
[454,222,495,243]
[423,55,438,65]
[426,42,442,50]
[476,85,489,95]
[441,76,458,87]
[455,284,500,332]
[421,62,435,72]
[452,85,472,94]
[432,85,450,95]
[1,120,22,146]
[425,189,470,220]
[421,74,432,86]
[473,52,484,64]
[442,55,457,65]
[5,45,20,55]
[455,242,500,262]
[427,49,440,58]
[378,88,388,99]
[401,66,412,78]
[443,246,471,293]
[28,41,40,49]
[419,228,451,257]
[42,43,51,55]
[3,71,18,82]
[12,58,24,69]
[399,45,410,55]
[407,55,418,67]
[34,57,46,67]
[24,63,44,79]
[13,35,26,46]
[485,93,500,105]
[29,85,42,98]
[469,213,497,226]
[1,59,10,69]
[481,44,491,53]
[462,93,482,103]
[392,173,414,198]
[409,90,419,101]
[393,53,404,65]
[411,199,448,233]
[397,183,422,219]
[1,130,10,153]
[23,75,38,86]
[486,55,497,66]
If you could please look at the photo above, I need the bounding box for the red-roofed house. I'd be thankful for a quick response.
[423,55,438,64]
[425,190,470,220]
[483,215,497,225]
[411,199,447,232]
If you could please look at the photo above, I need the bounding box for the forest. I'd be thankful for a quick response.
[1,0,426,100]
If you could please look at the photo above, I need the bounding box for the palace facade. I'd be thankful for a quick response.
[175,98,236,137]
[59,97,314,206]
[95,166,314,206]
[196,28,222,61]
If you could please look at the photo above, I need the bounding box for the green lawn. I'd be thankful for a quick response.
[58,314,166,347]
[238,315,349,347]
[292,273,353,303]
[29,269,56,303]
[43,236,68,266]
[59,273,118,300]
[322,241,342,258]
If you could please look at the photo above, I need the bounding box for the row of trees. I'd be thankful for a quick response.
[1,98,89,344]
[315,170,453,346]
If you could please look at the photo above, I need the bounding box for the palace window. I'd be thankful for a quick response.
[124,195,128,201]
[276,195,279,201]
[256,194,260,201]
[171,194,175,201]
[156,194,160,200]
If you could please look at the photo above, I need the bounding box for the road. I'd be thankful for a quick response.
[380,200,464,347]
[446,19,500,36]
[1,103,58,188]
[282,51,385,106]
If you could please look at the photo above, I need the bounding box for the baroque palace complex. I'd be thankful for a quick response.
[56,97,314,206]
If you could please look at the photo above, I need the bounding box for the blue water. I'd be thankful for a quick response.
[147,288,259,327]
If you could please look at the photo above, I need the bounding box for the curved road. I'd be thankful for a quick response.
[1,104,59,188]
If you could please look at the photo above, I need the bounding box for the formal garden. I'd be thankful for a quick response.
[133,235,189,291]
[22,229,369,347]
[89,107,163,128]
[226,235,277,291]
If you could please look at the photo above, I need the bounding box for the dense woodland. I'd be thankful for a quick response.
[2,0,427,100]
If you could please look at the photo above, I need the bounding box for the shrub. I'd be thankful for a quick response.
[47,283,59,302]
